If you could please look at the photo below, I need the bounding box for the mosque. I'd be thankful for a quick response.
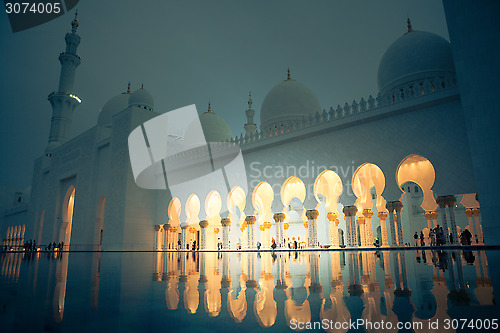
[1,12,489,252]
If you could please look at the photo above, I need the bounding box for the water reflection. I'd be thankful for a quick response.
[0,249,498,332]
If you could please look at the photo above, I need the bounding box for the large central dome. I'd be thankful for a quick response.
[260,75,321,130]
[377,30,455,93]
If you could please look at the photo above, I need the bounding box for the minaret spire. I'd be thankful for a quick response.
[287,67,291,80]
[244,92,257,136]
[407,17,413,32]
[45,13,82,154]
[208,101,212,113]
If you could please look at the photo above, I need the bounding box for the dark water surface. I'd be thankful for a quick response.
[1,249,499,332]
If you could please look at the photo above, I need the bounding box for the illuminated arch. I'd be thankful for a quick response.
[205,190,222,218]
[168,197,182,227]
[396,154,437,212]
[227,186,246,220]
[313,170,343,213]
[252,181,274,224]
[352,163,387,212]
[281,176,306,209]
[60,186,76,247]
[185,194,200,225]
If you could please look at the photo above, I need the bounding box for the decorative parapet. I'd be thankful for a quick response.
[231,74,457,146]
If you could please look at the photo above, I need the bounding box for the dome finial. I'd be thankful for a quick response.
[141,83,144,89]
[127,82,131,93]
[208,101,212,113]
[287,67,291,80]
[407,17,413,32]
[248,91,252,109]
[71,10,78,32]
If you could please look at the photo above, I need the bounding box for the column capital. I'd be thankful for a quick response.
[273,213,285,222]
[326,212,337,221]
[377,211,388,220]
[263,221,272,229]
[284,222,289,230]
[464,208,473,217]
[181,225,189,230]
[431,211,438,219]
[472,208,481,216]
[393,201,403,212]
[362,209,373,218]
[424,211,433,219]
[155,225,162,231]
[221,218,231,227]
[436,196,448,208]
[245,215,257,224]
[199,220,209,228]
[385,202,395,212]
[357,216,366,225]
[343,205,358,216]
[303,221,308,228]
[306,209,319,220]
[445,195,457,207]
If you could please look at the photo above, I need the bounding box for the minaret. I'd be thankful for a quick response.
[244,92,257,136]
[45,12,82,154]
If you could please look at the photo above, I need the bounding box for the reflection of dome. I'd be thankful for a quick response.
[97,91,130,127]
[199,103,233,142]
[377,30,455,93]
[260,75,321,129]
[129,87,154,110]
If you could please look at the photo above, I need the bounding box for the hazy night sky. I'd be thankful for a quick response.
[0,0,449,189]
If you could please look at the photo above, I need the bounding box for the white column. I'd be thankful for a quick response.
[327,212,339,248]
[306,210,319,248]
[163,223,171,251]
[436,196,450,245]
[378,212,389,247]
[472,208,483,245]
[273,213,285,248]
[386,203,398,247]
[199,220,208,250]
[245,216,256,249]
[358,217,366,247]
[394,201,404,247]
[446,196,459,245]
[221,218,230,249]
[363,209,374,247]
[465,209,476,244]
[181,225,188,250]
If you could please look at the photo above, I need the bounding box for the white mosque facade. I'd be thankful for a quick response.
[2,16,487,252]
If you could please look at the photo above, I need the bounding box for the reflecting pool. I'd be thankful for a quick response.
[1,249,499,332]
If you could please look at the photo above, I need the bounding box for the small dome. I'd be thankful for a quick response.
[129,87,154,110]
[199,106,233,142]
[260,78,321,129]
[377,30,455,93]
[97,92,130,126]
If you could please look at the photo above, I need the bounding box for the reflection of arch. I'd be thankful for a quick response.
[185,194,200,225]
[94,196,105,250]
[205,190,222,218]
[396,154,437,212]
[252,181,274,224]
[168,197,182,227]
[352,163,386,212]
[59,186,76,248]
[313,170,343,213]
